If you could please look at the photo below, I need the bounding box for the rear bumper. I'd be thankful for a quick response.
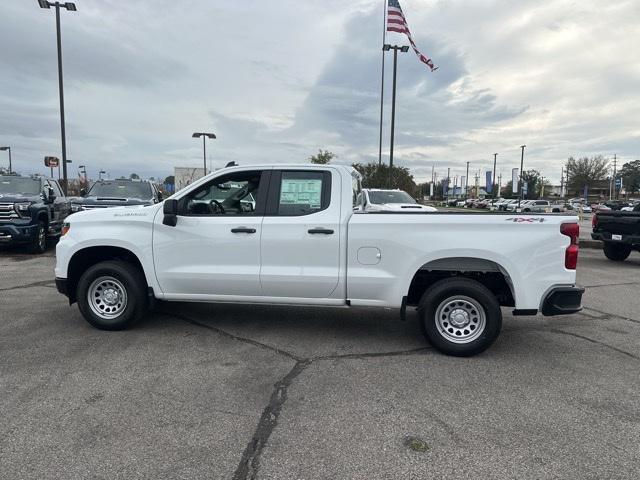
[541,286,585,316]
[0,224,38,245]
[592,232,640,245]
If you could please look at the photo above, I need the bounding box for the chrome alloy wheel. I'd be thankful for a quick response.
[87,276,128,320]
[435,295,486,344]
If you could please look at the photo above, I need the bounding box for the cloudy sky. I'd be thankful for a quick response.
[1,0,639,184]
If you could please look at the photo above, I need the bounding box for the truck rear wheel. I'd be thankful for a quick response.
[76,261,148,330]
[603,243,631,262]
[418,278,502,357]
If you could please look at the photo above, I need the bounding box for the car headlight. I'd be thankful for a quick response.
[61,222,70,236]
[71,203,82,212]
[14,202,32,217]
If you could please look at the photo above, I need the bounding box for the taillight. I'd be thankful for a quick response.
[592,213,598,230]
[61,222,70,236]
[561,222,579,269]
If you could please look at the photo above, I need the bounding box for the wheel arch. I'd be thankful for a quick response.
[406,255,516,307]
[66,246,147,303]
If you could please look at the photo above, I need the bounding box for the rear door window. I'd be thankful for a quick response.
[269,170,331,216]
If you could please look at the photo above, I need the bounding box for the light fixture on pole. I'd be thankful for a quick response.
[98,170,106,181]
[78,164,87,181]
[0,146,11,174]
[382,44,409,188]
[192,132,216,175]
[38,0,77,195]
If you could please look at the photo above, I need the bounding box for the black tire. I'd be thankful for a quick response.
[603,243,631,262]
[76,260,148,330]
[27,221,47,254]
[418,277,502,357]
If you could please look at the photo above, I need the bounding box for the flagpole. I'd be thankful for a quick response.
[377,0,387,166]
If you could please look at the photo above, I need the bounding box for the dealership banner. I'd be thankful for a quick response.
[512,168,519,193]
[486,171,493,193]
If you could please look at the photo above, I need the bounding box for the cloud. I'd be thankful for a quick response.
[0,0,638,183]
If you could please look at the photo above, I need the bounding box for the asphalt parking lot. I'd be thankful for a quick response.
[1,246,639,479]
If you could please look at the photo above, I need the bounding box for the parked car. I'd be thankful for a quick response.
[55,164,583,357]
[0,175,70,253]
[520,200,565,213]
[592,204,640,261]
[506,200,533,212]
[580,205,592,214]
[70,178,162,213]
[495,199,517,211]
[359,189,437,212]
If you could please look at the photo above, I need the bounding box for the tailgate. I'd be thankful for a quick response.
[597,213,640,235]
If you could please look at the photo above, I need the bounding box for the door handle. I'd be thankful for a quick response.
[231,227,256,234]
[308,228,334,235]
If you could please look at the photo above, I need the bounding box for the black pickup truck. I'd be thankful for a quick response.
[69,178,162,213]
[592,204,640,261]
[0,175,71,253]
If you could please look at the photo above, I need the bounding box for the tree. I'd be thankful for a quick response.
[566,156,609,196]
[130,173,140,180]
[309,149,335,164]
[164,175,175,185]
[352,162,419,198]
[520,169,543,199]
[620,160,640,194]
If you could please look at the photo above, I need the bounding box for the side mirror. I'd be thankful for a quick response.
[163,199,178,226]
[45,187,56,203]
[157,191,163,201]
[80,188,87,197]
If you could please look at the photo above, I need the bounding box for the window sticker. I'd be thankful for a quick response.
[280,179,322,208]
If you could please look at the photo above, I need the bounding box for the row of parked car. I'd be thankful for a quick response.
[0,174,162,253]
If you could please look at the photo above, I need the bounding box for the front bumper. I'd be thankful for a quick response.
[541,286,585,316]
[0,224,38,245]
[55,277,69,298]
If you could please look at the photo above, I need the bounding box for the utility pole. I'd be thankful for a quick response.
[560,166,564,199]
[492,153,497,199]
[540,176,545,198]
[517,145,526,211]
[446,167,450,202]
[465,161,470,199]
[613,154,617,200]
[383,44,409,188]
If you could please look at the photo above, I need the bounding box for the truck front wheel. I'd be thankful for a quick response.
[603,243,631,262]
[76,261,148,330]
[418,278,502,356]
[27,221,47,254]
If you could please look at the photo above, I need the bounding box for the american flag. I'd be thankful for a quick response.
[387,0,437,72]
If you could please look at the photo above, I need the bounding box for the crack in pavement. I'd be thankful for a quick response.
[0,279,56,292]
[163,311,430,480]
[550,328,640,360]
[582,306,640,325]
[232,360,310,480]
[582,281,640,289]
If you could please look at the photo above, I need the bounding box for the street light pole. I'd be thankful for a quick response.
[0,147,11,174]
[192,132,216,175]
[492,153,497,198]
[465,161,470,199]
[517,145,526,211]
[39,1,76,195]
[383,44,409,188]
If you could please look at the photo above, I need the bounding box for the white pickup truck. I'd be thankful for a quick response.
[55,165,584,356]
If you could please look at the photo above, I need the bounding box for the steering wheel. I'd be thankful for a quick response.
[208,199,226,214]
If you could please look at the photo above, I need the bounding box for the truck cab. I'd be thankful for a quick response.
[70,178,162,213]
[0,175,70,253]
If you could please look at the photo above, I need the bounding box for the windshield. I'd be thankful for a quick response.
[368,190,416,204]
[88,181,152,199]
[0,176,41,195]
